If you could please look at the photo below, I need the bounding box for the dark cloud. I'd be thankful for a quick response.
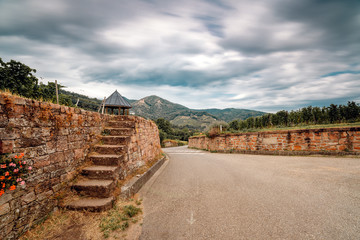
[203,0,232,10]
[273,0,360,52]
[0,0,359,110]
[194,15,225,37]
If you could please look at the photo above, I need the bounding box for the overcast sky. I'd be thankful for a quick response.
[1,0,359,112]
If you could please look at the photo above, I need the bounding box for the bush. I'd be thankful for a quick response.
[205,123,228,138]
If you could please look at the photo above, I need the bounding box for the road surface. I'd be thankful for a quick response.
[139,146,360,239]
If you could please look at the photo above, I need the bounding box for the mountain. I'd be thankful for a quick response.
[131,95,188,120]
[59,90,265,130]
[131,95,219,129]
[130,95,266,130]
[201,108,266,122]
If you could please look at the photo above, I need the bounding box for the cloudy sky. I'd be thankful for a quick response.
[1,0,359,112]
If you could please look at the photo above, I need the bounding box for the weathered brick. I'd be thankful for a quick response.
[33,155,50,168]
[0,203,10,216]
[0,140,13,153]
[22,191,36,204]
[189,127,360,155]
[74,149,84,160]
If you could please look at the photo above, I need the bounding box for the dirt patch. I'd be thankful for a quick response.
[21,195,144,240]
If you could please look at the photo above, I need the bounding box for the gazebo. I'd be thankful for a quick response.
[103,90,132,115]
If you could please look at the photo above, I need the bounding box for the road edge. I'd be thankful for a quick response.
[120,155,167,198]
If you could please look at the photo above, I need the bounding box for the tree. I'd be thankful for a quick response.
[155,118,172,135]
[344,101,359,121]
[0,58,39,98]
[229,120,240,131]
[328,104,340,123]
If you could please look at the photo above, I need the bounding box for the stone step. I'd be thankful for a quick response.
[104,127,134,136]
[88,154,126,166]
[72,179,115,198]
[81,166,119,180]
[66,197,114,212]
[93,144,127,155]
[112,115,135,121]
[101,136,130,145]
[107,120,135,128]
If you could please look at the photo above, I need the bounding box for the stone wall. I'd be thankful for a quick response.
[189,127,360,155]
[126,115,162,171]
[0,93,161,239]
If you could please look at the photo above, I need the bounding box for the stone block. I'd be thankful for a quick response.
[49,152,65,164]
[74,149,84,160]
[37,190,53,201]
[56,136,68,151]
[0,140,13,153]
[0,193,13,205]
[0,203,10,216]
[33,155,50,168]
[22,191,35,204]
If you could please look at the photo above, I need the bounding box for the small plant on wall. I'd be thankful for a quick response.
[0,153,31,197]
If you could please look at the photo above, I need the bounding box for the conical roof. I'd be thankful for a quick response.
[104,90,132,108]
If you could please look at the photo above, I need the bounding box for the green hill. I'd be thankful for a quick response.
[200,108,266,122]
[56,91,266,131]
[130,96,266,130]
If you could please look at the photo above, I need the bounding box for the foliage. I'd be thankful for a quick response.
[162,139,188,147]
[0,58,39,99]
[123,205,142,218]
[155,118,196,144]
[228,102,360,132]
[59,89,102,111]
[0,153,31,196]
[100,204,141,238]
[201,108,266,122]
[0,58,74,105]
[205,122,229,138]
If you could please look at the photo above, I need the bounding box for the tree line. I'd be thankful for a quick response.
[228,102,360,131]
[0,58,101,111]
[155,118,196,143]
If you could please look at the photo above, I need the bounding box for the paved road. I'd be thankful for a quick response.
[139,146,360,239]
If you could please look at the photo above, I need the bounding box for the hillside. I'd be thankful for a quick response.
[130,95,266,130]
[201,108,266,122]
[131,95,188,120]
[57,91,266,130]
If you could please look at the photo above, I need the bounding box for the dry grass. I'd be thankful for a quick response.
[20,195,144,240]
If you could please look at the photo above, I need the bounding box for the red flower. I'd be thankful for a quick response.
[0,176,4,180]
[9,185,16,191]
[5,172,9,176]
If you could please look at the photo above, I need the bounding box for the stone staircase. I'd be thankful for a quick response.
[66,116,135,212]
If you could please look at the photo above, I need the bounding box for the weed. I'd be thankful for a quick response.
[132,219,138,224]
[99,204,141,238]
[123,205,142,218]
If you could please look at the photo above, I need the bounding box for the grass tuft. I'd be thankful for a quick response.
[99,204,142,238]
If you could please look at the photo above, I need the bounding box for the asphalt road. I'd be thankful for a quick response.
[139,146,360,240]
